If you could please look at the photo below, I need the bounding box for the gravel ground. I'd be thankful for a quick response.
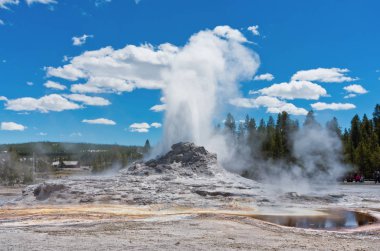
[0,212,379,251]
[1,144,380,250]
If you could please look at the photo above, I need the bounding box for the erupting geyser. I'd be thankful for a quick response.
[156,26,260,159]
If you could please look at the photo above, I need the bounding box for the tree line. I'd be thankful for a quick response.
[222,104,380,179]
[0,142,143,185]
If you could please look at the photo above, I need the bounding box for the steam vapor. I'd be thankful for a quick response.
[156,26,260,160]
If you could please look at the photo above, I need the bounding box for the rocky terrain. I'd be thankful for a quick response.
[13,142,262,208]
[1,142,380,250]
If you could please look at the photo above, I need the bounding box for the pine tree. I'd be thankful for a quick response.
[326,117,341,137]
[143,139,151,153]
[303,110,320,128]
[224,113,236,133]
[350,115,361,149]
[373,105,380,145]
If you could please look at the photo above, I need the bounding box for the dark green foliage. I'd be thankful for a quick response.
[224,113,236,133]
[342,106,380,178]
[0,148,34,186]
[143,140,151,154]
[0,142,143,179]
[225,104,380,179]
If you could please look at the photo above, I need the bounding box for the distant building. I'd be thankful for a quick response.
[52,161,80,169]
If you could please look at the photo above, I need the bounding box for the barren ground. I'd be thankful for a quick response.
[1,144,380,250]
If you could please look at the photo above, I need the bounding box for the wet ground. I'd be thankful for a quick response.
[250,209,377,230]
[0,183,380,250]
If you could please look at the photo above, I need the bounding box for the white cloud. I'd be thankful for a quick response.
[64,94,111,106]
[150,104,166,112]
[291,68,358,83]
[94,0,111,7]
[311,102,356,111]
[253,73,274,81]
[44,80,67,90]
[25,0,57,5]
[46,26,252,96]
[0,96,7,101]
[0,0,19,9]
[71,77,135,94]
[129,122,150,133]
[70,132,82,137]
[257,80,327,100]
[45,64,87,81]
[247,25,260,36]
[213,25,247,42]
[129,122,161,133]
[0,19,4,25]
[0,0,55,11]
[26,81,34,86]
[230,96,308,115]
[5,94,82,112]
[344,93,357,99]
[38,132,47,136]
[343,84,368,94]
[82,118,116,125]
[150,122,162,128]
[72,34,94,46]
[62,55,71,62]
[1,122,26,131]
[134,0,141,4]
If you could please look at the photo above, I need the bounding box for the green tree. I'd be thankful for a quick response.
[326,117,341,137]
[143,139,151,153]
[224,113,236,133]
[350,114,361,149]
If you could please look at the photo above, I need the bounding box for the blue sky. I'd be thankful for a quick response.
[0,0,379,145]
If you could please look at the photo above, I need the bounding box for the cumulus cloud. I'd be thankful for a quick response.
[1,122,26,131]
[253,73,274,81]
[72,34,94,46]
[150,122,162,128]
[71,77,135,94]
[25,0,57,5]
[94,0,111,7]
[150,104,166,112]
[343,84,368,94]
[64,94,111,106]
[344,93,357,99]
[129,122,150,133]
[129,122,161,133]
[257,80,327,100]
[311,102,356,111]
[230,96,308,115]
[46,26,252,97]
[247,25,260,36]
[70,132,82,137]
[44,80,67,90]
[47,44,173,93]
[0,0,56,10]
[4,94,81,112]
[82,118,116,125]
[0,0,19,9]
[0,96,7,101]
[45,64,86,81]
[291,68,358,83]
[213,25,248,42]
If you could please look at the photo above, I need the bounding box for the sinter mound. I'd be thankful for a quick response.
[127,142,218,177]
[14,142,260,207]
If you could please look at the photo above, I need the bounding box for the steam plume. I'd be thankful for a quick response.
[156,26,260,157]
